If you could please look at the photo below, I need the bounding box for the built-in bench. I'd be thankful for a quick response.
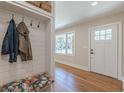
[0,73,54,92]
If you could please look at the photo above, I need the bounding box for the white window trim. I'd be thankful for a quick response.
[55,31,75,56]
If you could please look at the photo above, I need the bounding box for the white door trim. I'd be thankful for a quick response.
[88,22,122,80]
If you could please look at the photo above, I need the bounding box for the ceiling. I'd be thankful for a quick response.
[55,1,124,30]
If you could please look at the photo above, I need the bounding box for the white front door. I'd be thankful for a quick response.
[90,23,118,78]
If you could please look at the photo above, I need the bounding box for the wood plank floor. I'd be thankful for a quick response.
[54,62,122,92]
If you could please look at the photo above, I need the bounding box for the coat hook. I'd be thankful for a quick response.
[22,17,24,22]
[37,22,40,28]
[12,14,14,19]
[30,20,33,26]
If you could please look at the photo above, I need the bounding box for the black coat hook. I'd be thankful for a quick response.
[30,20,33,26]
[37,22,40,28]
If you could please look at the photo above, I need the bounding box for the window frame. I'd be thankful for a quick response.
[55,31,75,56]
[95,29,112,40]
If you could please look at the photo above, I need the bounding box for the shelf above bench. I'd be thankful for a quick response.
[0,1,53,21]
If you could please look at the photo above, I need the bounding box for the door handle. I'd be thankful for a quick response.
[90,52,94,54]
[90,49,94,54]
[91,49,93,51]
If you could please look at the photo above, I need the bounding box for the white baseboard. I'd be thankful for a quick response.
[121,78,124,90]
[120,77,124,89]
[123,81,124,90]
[55,60,89,71]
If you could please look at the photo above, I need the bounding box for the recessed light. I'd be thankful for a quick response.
[91,1,98,6]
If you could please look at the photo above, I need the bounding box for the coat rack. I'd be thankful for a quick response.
[30,20,33,26]
[9,14,41,28]
[37,22,40,28]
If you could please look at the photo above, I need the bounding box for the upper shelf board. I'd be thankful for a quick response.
[0,1,53,21]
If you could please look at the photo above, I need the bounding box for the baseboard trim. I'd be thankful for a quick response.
[123,82,124,90]
[119,77,124,89]
[55,60,89,71]
[123,79,124,89]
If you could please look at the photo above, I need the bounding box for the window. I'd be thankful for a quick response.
[55,34,66,54]
[106,29,112,40]
[55,32,75,55]
[66,32,74,55]
[95,29,112,40]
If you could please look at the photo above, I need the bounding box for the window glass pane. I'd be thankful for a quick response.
[67,33,74,55]
[106,29,112,35]
[100,30,105,35]
[55,34,66,54]
[106,35,112,40]
[100,35,105,40]
[95,36,99,40]
[95,31,99,36]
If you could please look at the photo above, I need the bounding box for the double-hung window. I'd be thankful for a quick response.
[55,32,75,56]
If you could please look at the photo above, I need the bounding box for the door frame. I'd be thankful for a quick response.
[88,22,122,80]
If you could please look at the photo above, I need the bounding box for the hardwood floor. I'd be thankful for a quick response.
[54,62,122,92]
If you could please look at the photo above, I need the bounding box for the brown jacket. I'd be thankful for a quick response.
[17,22,33,61]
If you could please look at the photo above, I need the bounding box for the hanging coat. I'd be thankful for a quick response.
[1,19,19,63]
[17,22,33,61]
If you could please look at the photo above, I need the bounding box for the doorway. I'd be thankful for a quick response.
[88,22,122,79]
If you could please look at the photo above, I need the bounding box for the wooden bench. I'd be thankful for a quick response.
[0,73,54,92]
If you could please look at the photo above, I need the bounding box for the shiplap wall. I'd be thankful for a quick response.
[0,9,47,86]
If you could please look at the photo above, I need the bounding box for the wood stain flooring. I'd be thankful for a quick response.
[54,62,122,92]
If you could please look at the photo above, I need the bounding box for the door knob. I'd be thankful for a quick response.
[90,52,94,54]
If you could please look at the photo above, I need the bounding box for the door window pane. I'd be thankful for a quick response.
[100,35,105,40]
[106,29,112,35]
[95,31,100,40]
[106,29,112,40]
[95,36,99,40]
[95,31,99,36]
[106,35,112,40]
[100,30,105,35]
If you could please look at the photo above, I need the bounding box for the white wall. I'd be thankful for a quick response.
[55,12,124,77]
[55,23,89,70]
[0,9,47,86]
